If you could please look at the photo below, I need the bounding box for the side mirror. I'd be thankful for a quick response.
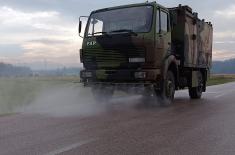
[79,21,82,34]
[79,16,89,38]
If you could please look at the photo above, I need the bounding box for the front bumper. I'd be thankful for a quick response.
[80,69,161,86]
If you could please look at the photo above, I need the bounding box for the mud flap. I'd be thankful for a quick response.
[191,71,199,88]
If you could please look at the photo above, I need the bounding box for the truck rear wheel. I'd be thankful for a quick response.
[189,71,203,99]
[157,71,175,106]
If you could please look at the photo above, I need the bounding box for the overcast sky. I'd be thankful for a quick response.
[0,0,234,69]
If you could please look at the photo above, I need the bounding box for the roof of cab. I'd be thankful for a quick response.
[92,1,157,14]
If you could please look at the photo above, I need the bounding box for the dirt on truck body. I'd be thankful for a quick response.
[79,2,213,105]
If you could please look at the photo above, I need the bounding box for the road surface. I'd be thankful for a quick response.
[1,82,235,155]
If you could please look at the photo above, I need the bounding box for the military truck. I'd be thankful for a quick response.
[78,2,213,105]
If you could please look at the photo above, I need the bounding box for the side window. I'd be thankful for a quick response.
[160,11,168,32]
[88,18,104,36]
[156,9,160,33]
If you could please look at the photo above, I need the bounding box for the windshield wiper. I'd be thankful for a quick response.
[110,29,138,36]
[92,31,108,35]
[90,31,111,37]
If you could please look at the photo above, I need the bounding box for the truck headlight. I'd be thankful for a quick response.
[134,72,146,79]
[129,58,145,63]
[81,71,92,78]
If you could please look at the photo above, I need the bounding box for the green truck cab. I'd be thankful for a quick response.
[79,2,213,105]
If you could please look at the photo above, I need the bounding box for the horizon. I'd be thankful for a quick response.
[0,0,235,69]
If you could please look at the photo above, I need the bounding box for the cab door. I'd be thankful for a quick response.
[155,8,171,67]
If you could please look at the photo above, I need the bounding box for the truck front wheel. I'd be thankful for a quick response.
[156,71,175,106]
[189,71,203,99]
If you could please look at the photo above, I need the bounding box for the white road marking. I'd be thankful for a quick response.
[214,93,226,98]
[214,89,235,99]
[204,92,219,94]
[45,138,96,155]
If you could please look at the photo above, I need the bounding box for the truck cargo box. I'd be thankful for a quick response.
[169,5,213,68]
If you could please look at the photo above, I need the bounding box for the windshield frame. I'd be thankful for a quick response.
[85,4,154,38]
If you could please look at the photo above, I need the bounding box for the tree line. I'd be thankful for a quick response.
[0,63,32,77]
[212,59,235,74]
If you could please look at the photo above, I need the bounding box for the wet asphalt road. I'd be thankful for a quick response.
[1,82,235,155]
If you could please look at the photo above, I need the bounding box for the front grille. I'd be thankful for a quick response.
[83,49,145,69]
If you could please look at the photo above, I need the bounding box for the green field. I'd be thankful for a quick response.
[0,77,80,115]
[207,75,235,86]
[0,75,234,115]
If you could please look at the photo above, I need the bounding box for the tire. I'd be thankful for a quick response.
[189,71,203,99]
[156,71,175,106]
[92,85,114,103]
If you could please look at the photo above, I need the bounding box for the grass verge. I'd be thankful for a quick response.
[207,74,235,86]
[0,77,80,115]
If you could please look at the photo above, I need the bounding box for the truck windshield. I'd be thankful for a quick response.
[86,6,153,37]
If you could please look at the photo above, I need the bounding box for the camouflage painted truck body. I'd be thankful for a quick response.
[79,2,213,103]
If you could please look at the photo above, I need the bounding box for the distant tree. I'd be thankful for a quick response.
[34,67,81,77]
[0,62,32,77]
[212,59,235,74]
